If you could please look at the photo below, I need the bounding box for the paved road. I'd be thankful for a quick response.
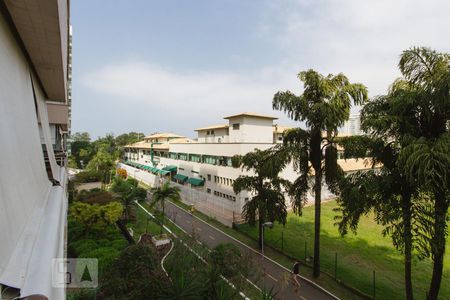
[164,201,338,300]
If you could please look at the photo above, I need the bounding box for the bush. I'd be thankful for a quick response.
[99,244,166,299]
[116,168,127,179]
[210,243,242,278]
[76,190,117,205]
[74,170,102,183]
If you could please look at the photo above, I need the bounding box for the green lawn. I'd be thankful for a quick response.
[237,200,450,300]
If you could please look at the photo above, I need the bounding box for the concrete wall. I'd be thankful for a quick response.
[227,116,274,143]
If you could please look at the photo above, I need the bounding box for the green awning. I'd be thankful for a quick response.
[187,177,204,186]
[159,170,170,176]
[174,174,188,181]
[162,165,177,172]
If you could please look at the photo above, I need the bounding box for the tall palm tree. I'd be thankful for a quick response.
[273,70,368,277]
[232,148,290,250]
[150,182,181,234]
[396,47,449,300]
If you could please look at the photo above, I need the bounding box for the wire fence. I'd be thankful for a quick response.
[234,227,379,300]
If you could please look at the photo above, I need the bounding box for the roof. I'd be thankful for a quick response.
[273,125,293,134]
[125,137,195,149]
[195,124,229,131]
[145,132,186,139]
[223,112,278,120]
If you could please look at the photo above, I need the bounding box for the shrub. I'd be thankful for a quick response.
[99,244,166,299]
[116,168,127,179]
[74,170,102,183]
[210,243,242,278]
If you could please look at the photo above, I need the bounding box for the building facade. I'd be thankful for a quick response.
[0,1,71,299]
[123,113,371,226]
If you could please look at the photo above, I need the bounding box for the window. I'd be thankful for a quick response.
[206,130,210,135]
[232,123,240,130]
[207,174,211,181]
[211,130,215,135]
[207,188,211,194]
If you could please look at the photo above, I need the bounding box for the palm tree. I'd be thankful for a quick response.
[150,182,181,234]
[232,148,290,250]
[396,47,449,300]
[273,69,368,277]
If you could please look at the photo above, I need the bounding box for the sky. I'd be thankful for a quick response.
[71,0,450,139]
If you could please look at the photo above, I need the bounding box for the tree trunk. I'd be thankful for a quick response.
[313,171,322,278]
[427,197,448,300]
[116,220,135,245]
[402,194,414,300]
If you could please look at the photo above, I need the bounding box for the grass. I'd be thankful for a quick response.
[236,201,450,300]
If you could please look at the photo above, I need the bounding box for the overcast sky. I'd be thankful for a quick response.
[71,0,450,139]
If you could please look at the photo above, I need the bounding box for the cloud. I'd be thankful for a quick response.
[81,62,301,130]
[78,0,450,136]
[261,0,450,95]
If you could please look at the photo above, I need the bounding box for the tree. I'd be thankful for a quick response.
[115,132,145,146]
[111,177,147,221]
[86,146,115,183]
[396,48,449,300]
[232,148,290,250]
[336,47,449,299]
[273,69,368,277]
[99,243,166,299]
[69,201,123,233]
[71,132,91,142]
[150,182,181,234]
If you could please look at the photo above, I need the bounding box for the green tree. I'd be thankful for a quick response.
[396,47,449,300]
[150,182,181,234]
[115,132,145,146]
[272,69,368,277]
[232,148,290,250]
[86,146,115,183]
[99,243,166,300]
[69,201,123,233]
[71,132,91,142]
[111,177,147,221]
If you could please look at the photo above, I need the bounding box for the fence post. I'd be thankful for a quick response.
[281,231,284,253]
[373,270,376,299]
[304,240,307,263]
[334,252,337,280]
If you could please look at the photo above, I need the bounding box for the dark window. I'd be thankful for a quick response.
[207,188,211,194]
[207,174,211,181]
[232,123,240,130]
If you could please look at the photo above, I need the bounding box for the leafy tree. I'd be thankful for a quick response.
[396,48,449,300]
[71,132,91,142]
[69,201,123,233]
[115,132,145,146]
[336,47,449,299]
[111,177,147,221]
[272,69,367,277]
[86,146,115,183]
[150,182,181,234]
[232,148,290,250]
[99,243,166,300]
